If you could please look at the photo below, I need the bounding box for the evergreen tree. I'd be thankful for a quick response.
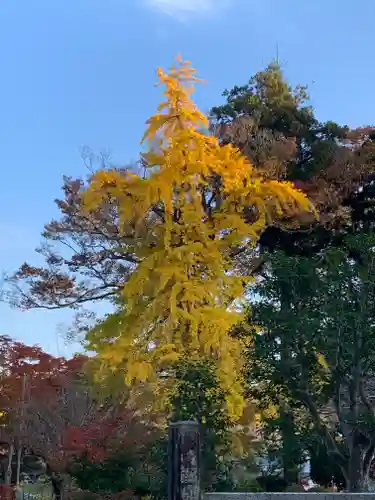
[245,233,375,491]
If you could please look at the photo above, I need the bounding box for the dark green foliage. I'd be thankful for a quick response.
[211,61,314,140]
[308,487,332,492]
[284,484,305,492]
[66,492,135,500]
[170,358,231,431]
[244,232,375,491]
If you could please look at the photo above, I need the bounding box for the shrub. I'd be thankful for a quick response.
[308,487,332,492]
[255,475,288,492]
[66,491,137,500]
[285,484,305,492]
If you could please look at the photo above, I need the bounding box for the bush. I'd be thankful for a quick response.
[234,478,264,492]
[66,491,137,500]
[255,475,288,492]
[68,436,167,500]
[66,492,100,500]
[308,487,332,492]
[285,484,305,492]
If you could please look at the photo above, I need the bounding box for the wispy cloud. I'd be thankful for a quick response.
[142,0,230,20]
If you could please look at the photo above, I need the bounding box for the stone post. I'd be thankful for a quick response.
[168,420,201,500]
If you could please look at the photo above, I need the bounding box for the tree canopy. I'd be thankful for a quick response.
[4,56,375,494]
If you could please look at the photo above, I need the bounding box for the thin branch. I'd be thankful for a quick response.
[363,443,375,479]
[359,380,375,417]
[296,388,347,465]
[7,281,118,310]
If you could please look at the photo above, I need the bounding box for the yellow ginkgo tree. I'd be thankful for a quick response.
[83,57,314,418]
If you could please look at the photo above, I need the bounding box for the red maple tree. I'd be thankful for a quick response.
[0,336,158,499]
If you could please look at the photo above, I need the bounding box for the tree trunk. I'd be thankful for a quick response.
[346,442,373,492]
[5,443,14,485]
[280,408,299,484]
[51,476,64,500]
[46,465,64,500]
[278,292,300,485]
[347,449,363,492]
[362,445,375,491]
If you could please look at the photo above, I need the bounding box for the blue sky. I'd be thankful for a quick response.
[1,0,374,357]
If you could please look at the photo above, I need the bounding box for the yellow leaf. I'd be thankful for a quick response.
[317,352,329,370]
